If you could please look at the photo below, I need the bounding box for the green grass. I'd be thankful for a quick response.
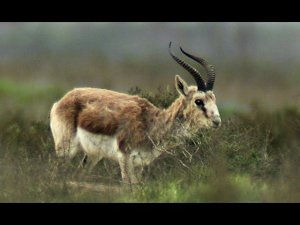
[0,84,300,202]
[0,79,64,104]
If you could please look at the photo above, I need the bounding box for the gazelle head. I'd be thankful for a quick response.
[169,42,221,130]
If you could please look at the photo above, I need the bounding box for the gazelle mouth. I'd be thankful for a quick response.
[212,120,221,128]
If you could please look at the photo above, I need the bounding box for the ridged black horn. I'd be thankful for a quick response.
[169,42,206,92]
[180,47,216,91]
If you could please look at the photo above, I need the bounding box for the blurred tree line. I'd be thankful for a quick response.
[0,22,299,66]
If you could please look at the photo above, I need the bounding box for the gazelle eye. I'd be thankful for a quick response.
[195,99,204,107]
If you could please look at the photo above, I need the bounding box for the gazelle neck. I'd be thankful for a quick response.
[147,96,187,144]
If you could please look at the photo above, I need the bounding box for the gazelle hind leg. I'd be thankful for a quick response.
[85,155,103,172]
[75,153,103,179]
[78,154,88,169]
[135,166,144,183]
[54,137,81,163]
[50,102,78,160]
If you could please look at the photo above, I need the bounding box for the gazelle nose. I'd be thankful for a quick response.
[212,117,221,128]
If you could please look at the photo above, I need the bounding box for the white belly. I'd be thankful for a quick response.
[77,128,163,166]
[77,128,122,161]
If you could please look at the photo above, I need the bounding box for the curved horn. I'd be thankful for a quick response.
[180,47,216,91]
[169,42,206,92]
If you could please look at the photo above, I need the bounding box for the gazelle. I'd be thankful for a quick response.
[50,42,221,184]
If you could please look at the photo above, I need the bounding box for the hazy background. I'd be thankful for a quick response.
[1,22,300,202]
[0,22,300,120]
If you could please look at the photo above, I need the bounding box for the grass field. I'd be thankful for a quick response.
[0,77,299,203]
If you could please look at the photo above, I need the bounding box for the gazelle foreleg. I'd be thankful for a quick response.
[118,154,139,185]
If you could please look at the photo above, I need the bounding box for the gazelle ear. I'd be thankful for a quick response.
[175,75,189,96]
